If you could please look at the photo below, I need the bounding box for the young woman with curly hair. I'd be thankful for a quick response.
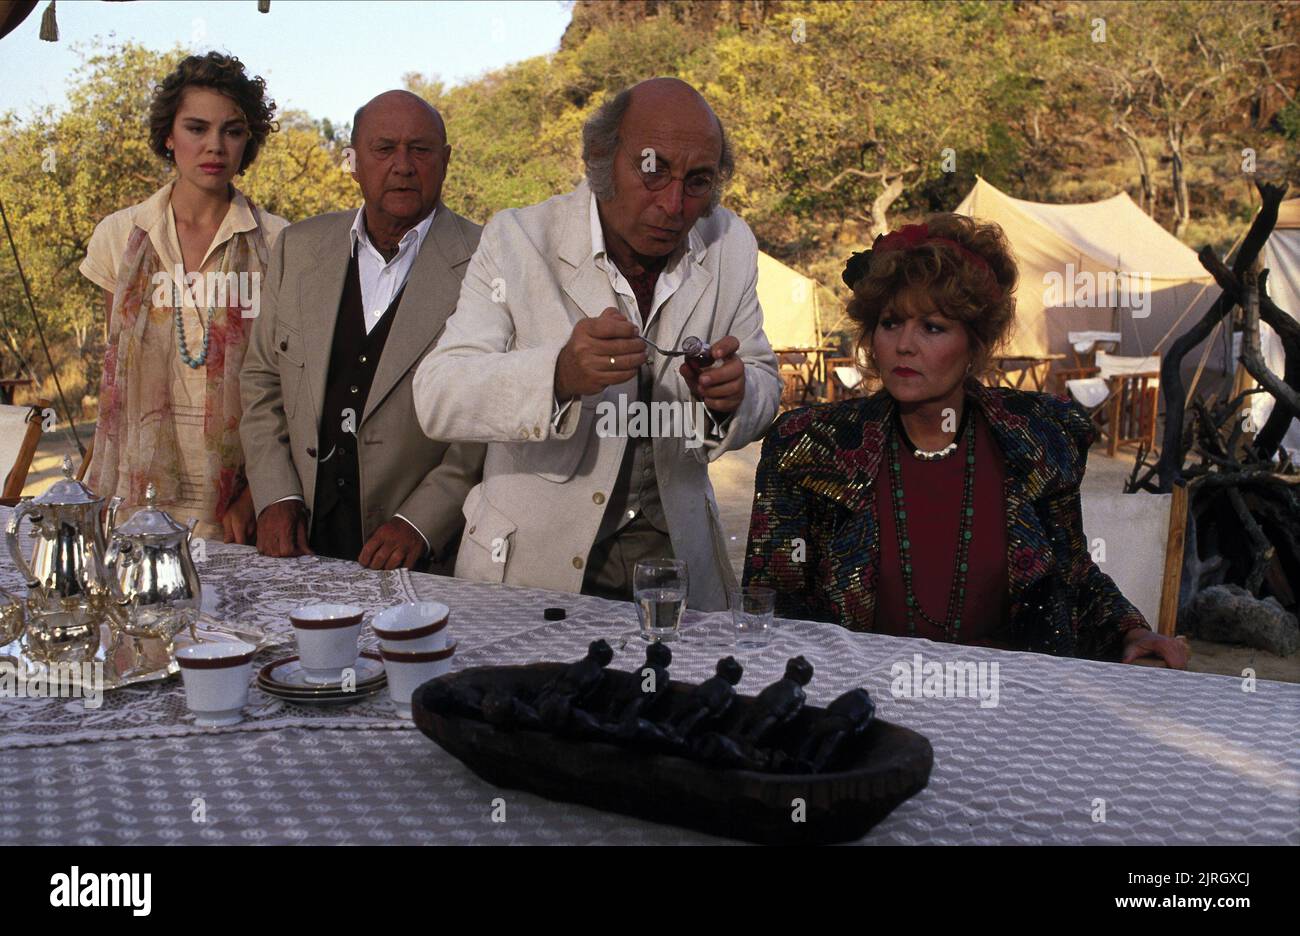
[80,52,288,543]
[743,213,1187,666]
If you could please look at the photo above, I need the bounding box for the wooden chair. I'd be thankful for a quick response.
[777,351,812,410]
[1062,353,1161,456]
[0,398,50,502]
[1081,482,1189,640]
[823,356,860,402]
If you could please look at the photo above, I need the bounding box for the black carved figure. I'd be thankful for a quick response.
[793,688,876,773]
[605,642,672,731]
[734,656,814,746]
[536,639,615,731]
[667,656,743,741]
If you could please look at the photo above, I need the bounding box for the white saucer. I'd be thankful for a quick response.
[259,652,385,692]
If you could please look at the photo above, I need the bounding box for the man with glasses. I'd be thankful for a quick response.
[412,77,780,610]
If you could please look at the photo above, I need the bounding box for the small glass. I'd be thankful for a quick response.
[633,559,689,642]
[730,586,776,650]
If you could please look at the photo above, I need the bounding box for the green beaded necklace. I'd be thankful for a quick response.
[887,406,977,641]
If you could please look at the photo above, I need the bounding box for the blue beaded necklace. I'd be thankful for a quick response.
[171,239,236,369]
[887,406,977,641]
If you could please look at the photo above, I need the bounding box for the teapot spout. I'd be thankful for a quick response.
[104,496,122,539]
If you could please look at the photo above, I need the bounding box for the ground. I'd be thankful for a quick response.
[27,420,1298,683]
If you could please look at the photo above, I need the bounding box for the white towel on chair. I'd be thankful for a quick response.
[1066,377,1110,410]
[834,366,864,391]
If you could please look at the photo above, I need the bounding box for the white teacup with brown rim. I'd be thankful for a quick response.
[176,640,257,727]
[372,601,449,654]
[380,642,456,719]
[290,604,364,684]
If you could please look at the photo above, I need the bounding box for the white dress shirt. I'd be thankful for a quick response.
[348,206,437,333]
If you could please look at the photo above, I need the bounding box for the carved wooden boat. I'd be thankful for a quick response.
[412,662,934,845]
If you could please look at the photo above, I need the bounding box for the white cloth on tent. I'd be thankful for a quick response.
[954,177,1217,361]
[1065,377,1110,410]
[1009,192,1212,281]
[756,252,821,350]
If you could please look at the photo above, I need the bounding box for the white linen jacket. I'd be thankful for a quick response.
[412,181,781,609]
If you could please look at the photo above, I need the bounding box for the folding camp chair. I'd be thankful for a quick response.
[1065,351,1160,456]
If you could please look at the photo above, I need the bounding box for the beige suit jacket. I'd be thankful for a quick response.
[412,182,781,609]
[240,204,485,561]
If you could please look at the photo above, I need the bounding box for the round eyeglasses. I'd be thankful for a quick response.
[626,146,716,199]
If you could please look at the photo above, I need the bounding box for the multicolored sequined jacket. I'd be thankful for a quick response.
[742,382,1151,660]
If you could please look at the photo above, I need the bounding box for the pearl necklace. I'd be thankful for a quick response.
[894,407,969,461]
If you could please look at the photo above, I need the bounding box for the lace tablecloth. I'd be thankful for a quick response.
[2,513,1297,844]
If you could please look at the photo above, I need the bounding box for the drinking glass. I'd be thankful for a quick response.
[730,586,776,650]
[633,559,689,642]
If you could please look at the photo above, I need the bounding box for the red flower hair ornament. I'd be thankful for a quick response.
[842,223,1002,304]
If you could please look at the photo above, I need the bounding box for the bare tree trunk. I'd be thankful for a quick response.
[869,174,905,238]
[1117,120,1155,212]
[1168,123,1191,238]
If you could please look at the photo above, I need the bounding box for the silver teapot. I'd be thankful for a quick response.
[5,455,121,661]
[103,483,203,642]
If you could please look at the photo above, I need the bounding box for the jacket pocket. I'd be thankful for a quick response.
[458,485,516,584]
[275,322,305,419]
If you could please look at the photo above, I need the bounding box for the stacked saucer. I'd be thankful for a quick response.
[257,650,387,705]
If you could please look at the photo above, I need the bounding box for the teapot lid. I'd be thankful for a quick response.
[113,484,189,538]
[32,455,102,506]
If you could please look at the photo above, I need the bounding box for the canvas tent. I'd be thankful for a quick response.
[955,177,1228,395]
[756,251,822,350]
[1253,197,1300,459]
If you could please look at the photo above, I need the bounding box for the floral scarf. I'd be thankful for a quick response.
[88,198,270,521]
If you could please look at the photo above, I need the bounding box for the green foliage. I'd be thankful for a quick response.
[1,3,1293,420]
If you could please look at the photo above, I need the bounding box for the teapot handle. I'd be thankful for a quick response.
[5,500,41,590]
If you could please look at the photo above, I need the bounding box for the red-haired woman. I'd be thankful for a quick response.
[743,214,1187,665]
[80,52,287,543]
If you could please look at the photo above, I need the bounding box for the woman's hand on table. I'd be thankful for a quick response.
[222,486,258,545]
[1121,627,1190,669]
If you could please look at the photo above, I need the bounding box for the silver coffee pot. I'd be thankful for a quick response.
[103,483,203,642]
[5,455,121,661]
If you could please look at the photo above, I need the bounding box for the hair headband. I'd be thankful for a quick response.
[842,223,1002,304]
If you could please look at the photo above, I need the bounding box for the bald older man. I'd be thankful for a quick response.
[413,78,781,610]
[241,91,484,570]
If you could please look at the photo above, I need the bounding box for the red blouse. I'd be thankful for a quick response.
[873,407,1014,647]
